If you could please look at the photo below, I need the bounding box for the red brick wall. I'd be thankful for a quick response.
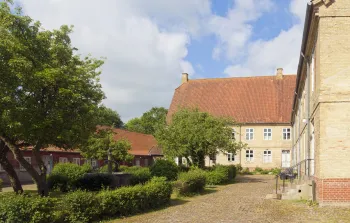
[315,177,350,203]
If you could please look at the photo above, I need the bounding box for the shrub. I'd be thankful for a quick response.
[98,177,172,217]
[0,193,56,223]
[60,190,102,223]
[205,165,235,185]
[150,159,178,181]
[99,163,117,173]
[75,173,114,191]
[254,167,263,173]
[236,164,243,173]
[178,164,190,172]
[48,163,92,191]
[121,167,152,185]
[227,165,237,181]
[241,167,252,175]
[175,169,206,195]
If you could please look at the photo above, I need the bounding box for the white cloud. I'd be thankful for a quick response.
[224,0,309,77]
[18,0,210,121]
[209,0,274,60]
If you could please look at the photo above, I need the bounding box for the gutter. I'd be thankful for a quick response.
[291,2,313,124]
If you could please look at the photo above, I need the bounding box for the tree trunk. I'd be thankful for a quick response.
[191,151,205,169]
[0,135,45,196]
[0,141,23,194]
[32,147,49,196]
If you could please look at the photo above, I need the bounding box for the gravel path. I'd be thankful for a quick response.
[111,175,350,223]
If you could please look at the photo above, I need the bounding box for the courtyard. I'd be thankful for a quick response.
[112,175,350,223]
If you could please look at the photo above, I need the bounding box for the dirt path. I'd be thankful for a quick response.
[111,175,350,223]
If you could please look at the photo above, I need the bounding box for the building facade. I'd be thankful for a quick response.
[168,70,296,169]
[291,0,350,204]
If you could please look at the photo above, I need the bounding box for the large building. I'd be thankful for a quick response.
[291,0,350,204]
[168,70,296,169]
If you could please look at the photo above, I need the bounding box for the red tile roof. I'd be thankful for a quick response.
[112,129,162,156]
[167,75,297,124]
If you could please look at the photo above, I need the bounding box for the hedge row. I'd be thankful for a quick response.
[174,169,207,195]
[119,166,152,185]
[206,165,236,185]
[0,177,172,223]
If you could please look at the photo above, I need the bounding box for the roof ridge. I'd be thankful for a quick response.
[189,74,297,81]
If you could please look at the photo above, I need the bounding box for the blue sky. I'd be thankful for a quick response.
[18,0,307,120]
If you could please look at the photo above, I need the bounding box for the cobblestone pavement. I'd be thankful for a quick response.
[111,175,350,223]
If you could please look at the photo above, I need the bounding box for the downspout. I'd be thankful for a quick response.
[306,59,311,177]
[239,125,242,166]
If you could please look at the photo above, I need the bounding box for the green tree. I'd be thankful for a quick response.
[125,107,168,135]
[155,109,247,168]
[81,127,133,173]
[96,106,123,128]
[0,2,105,195]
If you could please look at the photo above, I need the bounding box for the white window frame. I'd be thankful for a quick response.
[227,153,235,162]
[263,128,272,140]
[245,128,254,140]
[59,157,68,163]
[283,128,291,140]
[91,160,97,168]
[72,158,80,165]
[311,47,315,92]
[20,157,31,171]
[246,150,254,162]
[263,150,272,163]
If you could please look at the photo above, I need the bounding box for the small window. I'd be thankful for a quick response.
[59,157,68,163]
[227,153,235,162]
[263,150,272,163]
[283,128,291,140]
[144,159,149,166]
[135,159,140,166]
[263,128,272,140]
[246,150,254,162]
[72,158,80,165]
[245,128,254,140]
[20,157,31,171]
[231,129,236,140]
[91,160,97,168]
[209,153,216,161]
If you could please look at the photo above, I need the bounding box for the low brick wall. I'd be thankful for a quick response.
[315,177,350,204]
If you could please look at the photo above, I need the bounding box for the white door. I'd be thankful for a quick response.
[281,150,291,168]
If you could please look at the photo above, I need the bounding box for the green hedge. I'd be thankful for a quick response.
[75,173,115,191]
[47,163,92,192]
[174,169,207,195]
[205,165,237,185]
[121,166,152,185]
[0,177,172,223]
[150,159,178,181]
[0,193,57,223]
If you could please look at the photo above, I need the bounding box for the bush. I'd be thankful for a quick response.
[0,193,56,223]
[98,177,172,217]
[254,167,263,173]
[178,164,190,172]
[121,166,152,185]
[205,165,236,185]
[150,159,179,181]
[175,169,206,195]
[227,165,237,181]
[60,190,102,223]
[99,163,117,173]
[75,173,114,191]
[236,164,243,173]
[48,163,92,191]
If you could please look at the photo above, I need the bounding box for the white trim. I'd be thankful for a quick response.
[246,150,254,162]
[283,128,291,140]
[263,150,272,163]
[263,128,272,140]
[227,153,235,162]
[245,128,254,140]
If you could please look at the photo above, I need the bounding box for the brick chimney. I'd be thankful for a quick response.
[276,68,283,79]
[181,73,189,84]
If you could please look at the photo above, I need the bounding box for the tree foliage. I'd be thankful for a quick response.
[96,106,123,128]
[0,2,105,195]
[155,109,247,168]
[125,107,167,135]
[81,128,134,166]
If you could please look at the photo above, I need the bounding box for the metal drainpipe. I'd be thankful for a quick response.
[306,58,311,177]
[239,125,242,166]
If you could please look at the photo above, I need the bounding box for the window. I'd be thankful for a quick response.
[245,128,254,140]
[91,160,97,168]
[263,150,272,163]
[283,128,291,140]
[263,128,272,140]
[72,158,80,165]
[227,153,235,162]
[0,164,4,172]
[20,157,31,171]
[59,157,68,163]
[246,150,254,162]
[231,129,236,140]
[144,159,149,166]
[135,159,140,166]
